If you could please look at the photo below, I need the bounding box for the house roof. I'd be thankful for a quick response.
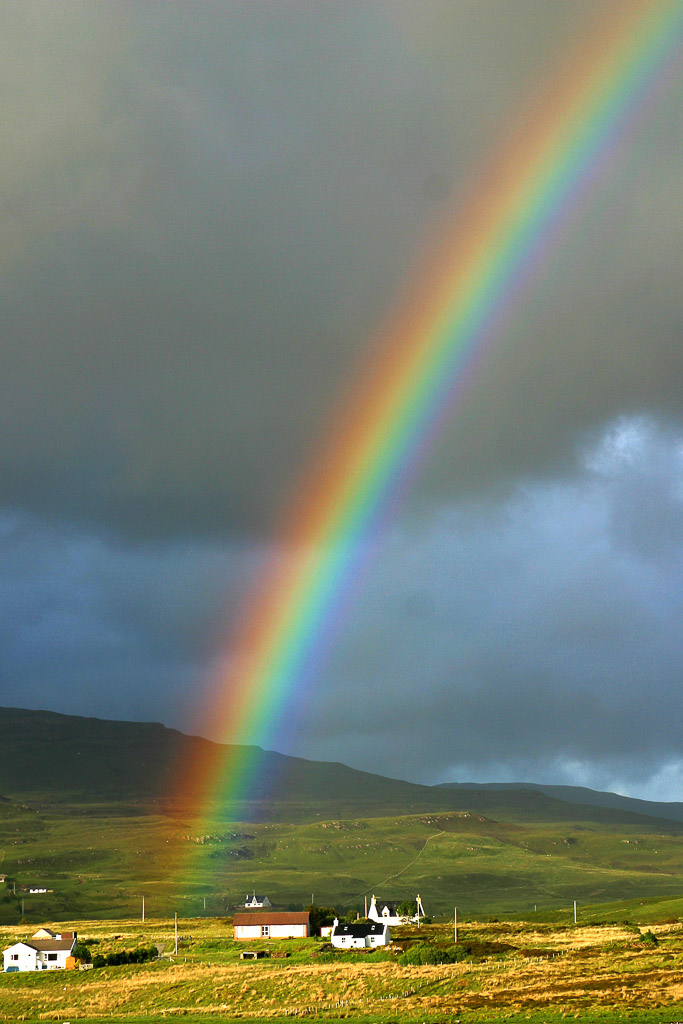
[28,939,76,952]
[233,912,309,927]
[332,922,388,938]
[4,938,75,953]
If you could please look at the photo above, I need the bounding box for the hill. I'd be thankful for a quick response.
[0,706,679,828]
[439,781,683,825]
[2,706,683,923]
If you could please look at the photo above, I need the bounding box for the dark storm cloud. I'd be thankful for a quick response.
[1,418,682,798]
[0,509,260,724]
[2,2,680,539]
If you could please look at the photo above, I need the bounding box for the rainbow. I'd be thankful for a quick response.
[181,2,683,823]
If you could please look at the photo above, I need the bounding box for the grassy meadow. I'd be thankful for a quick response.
[2,913,683,1022]
[3,800,683,922]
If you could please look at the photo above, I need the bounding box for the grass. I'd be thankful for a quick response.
[2,916,683,1022]
[3,804,683,923]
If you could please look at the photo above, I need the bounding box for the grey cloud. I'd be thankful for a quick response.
[289,421,683,796]
[1,420,682,799]
[0,511,260,725]
[2,2,681,540]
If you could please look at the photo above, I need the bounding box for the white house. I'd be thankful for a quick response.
[330,919,391,949]
[244,893,271,908]
[233,911,309,940]
[368,894,425,926]
[3,931,76,972]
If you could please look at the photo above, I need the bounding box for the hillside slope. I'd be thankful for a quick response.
[0,706,680,830]
[438,781,683,825]
[2,708,683,922]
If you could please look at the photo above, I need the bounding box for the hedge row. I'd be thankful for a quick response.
[91,946,158,968]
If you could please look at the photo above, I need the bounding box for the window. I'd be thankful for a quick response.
[261,925,269,937]
[11,954,18,960]
[47,953,58,961]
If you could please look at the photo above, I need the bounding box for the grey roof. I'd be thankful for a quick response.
[333,922,388,938]
[27,938,75,952]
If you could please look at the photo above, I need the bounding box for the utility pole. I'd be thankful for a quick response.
[174,912,178,955]
[142,896,145,923]
[454,906,457,944]
[203,896,206,911]
[364,896,367,918]
[573,900,577,925]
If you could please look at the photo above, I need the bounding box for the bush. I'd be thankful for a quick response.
[399,942,460,966]
[641,930,659,946]
[92,945,157,968]
[306,905,337,933]
[72,942,92,963]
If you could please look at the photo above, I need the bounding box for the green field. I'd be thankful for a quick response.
[3,801,683,923]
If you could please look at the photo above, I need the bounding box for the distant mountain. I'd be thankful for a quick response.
[1,706,681,829]
[437,780,683,825]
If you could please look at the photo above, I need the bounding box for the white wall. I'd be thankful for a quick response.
[270,924,307,938]
[234,924,308,940]
[4,944,37,971]
[331,934,365,949]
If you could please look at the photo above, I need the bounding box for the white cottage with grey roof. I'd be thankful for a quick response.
[3,930,76,972]
[330,919,391,948]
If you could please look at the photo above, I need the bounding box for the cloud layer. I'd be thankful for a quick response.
[1,3,681,539]
[2,419,683,798]
[1,4,682,799]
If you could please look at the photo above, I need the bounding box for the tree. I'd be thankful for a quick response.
[72,942,92,963]
[306,905,337,933]
[397,900,416,919]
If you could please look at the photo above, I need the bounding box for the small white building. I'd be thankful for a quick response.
[330,919,391,949]
[244,893,271,908]
[233,912,309,940]
[3,931,76,972]
[368,894,424,926]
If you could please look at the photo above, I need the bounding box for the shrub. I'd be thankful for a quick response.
[306,905,337,933]
[92,946,157,968]
[399,942,460,966]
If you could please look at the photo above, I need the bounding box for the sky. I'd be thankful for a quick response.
[1,2,682,801]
